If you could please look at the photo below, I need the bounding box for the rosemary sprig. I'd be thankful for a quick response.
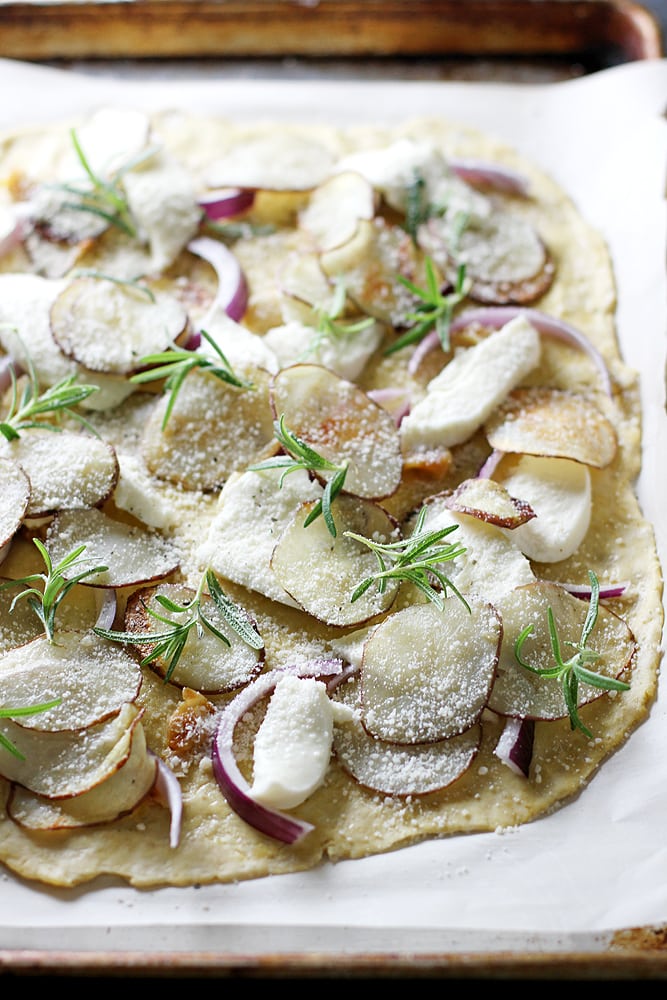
[344,505,468,608]
[404,171,430,241]
[0,540,108,643]
[0,699,63,760]
[71,269,156,303]
[0,351,100,441]
[386,255,469,356]
[130,329,253,430]
[93,568,264,683]
[248,413,348,538]
[514,571,630,738]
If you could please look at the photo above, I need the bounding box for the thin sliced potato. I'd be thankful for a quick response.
[360,599,501,744]
[7,719,156,830]
[50,276,189,375]
[124,582,263,694]
[0,428,119,518]
[0,458,29,547]
[0,630,142,732]
[0,580,45,653]
[444,476,536,529]
[333,676,481,796]
[484,387,618,468]
[271,495,400,627]
[46,507,180,588]
[271,363,403,500]
[299,171,376,253]
[205,131,336,192]
[488,581,636,722]
[0,702,143,798]
[142,366,275,492]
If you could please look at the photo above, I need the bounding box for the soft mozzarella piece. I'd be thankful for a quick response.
[123,149,202,272]
[418,498,535,605]
[263,318,383,381]
[198,305,279,374]
[198,467,323,607]
[400,315,541,451]
[250,674,336,809]
[495,454,592,562]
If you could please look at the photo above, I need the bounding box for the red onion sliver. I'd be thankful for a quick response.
[0,354,21,395]
[476,448,504,479]
[449,158,531,197]
[94,588,117,631]
[187,235,248,323]
[211,670,315,844]
[409,307,612,396]
[560,581,629,601]
[198,187,255,221]
[494,716,534,778]
[152,752,183,849]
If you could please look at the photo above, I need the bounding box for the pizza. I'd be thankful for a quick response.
[0,105,661,889]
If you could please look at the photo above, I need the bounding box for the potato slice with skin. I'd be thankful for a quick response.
[271,363,403,500]
[0,428,119,518]
[360,599,502,744]
[299,171,376,252]
[0,582,45,653]
[124,582,263,694]
[493,453,592,563]
[444,476,536,529]
[0,701,144,798]
[50,276,189,376]
[0,458,29,547]
[142,366,275,492]
[333,675,481,796]
[488,582,636,721]
[271,495,400,627]
[484,387,617,468]
[45,507,179,589]
[7,718,156,830]
[0,630,142,732]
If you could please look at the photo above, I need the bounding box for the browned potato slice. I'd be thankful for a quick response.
[270,495,400,627]
[299,171,376,252]
[0,428,119,518]
[46,507,179,589]
[0,457,29,547]
[7,718,156,830]
[271,364,403,500]
[488,581,636,721]
[123,582,263,694]
[333,676,481,795]
[484,387,617,468]
[444,476,536,528]
[320,217,431,327]
[0,701,144,798]
[0,630,142,732]
[50,276,189,375]
[360,599,501,744]
[418,210,555,305]
[142,366,275,492]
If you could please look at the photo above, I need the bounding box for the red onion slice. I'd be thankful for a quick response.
[559,580,628,601]
[94,588,117,631]
[494,716,534,778]
[187,235,248,323]
[211,670,315,844]
[198,187,255,221]
[152,753,183,848]
[449,158,531,197]
[409,306,612,396]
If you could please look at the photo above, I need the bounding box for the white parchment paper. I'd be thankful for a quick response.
[0,56,665,957]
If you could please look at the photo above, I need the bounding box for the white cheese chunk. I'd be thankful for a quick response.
[198,467,323,607]
[400,315,541,452]
[496,454,592,563]
[198,304,279,374]
[250,674,335,809]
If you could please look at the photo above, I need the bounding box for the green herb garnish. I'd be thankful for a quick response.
[0,352,100,441]
[386,256,469,357]
[514,571,630,738]
[344,505,468,608]
[404,171,430,241]
[93,568,264,683]
[248,413,348,538]
[0,699,63,759]
[130,329,253,430]
[71,269,156,303]
[0,540,108,643]
[299,280,374,362]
